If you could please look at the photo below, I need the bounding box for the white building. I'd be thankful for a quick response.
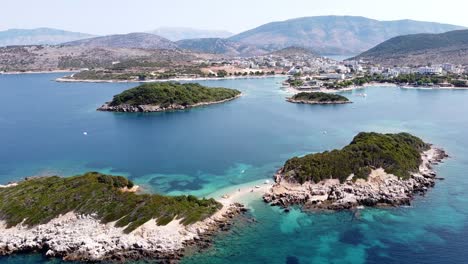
[442,63,455,72]
[323,73,345,80]
[395,67,413,75]
[418,66,442,75]
[370,67,383,75]
[287,66,302,75]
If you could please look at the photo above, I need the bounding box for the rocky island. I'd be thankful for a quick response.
[287,92,351,104]
[0,172,247,262]
[98,82,241,112]
[263,132,448,210]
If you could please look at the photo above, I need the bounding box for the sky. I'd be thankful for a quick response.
[1,0,467,35]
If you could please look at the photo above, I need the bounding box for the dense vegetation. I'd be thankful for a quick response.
[286,78,305,87]
[0,172,221,233]
[109,82,241,107]
[290,92,350,102]
[283,132,430,184]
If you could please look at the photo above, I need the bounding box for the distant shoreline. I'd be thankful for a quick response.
[284,81,468,94]
[56,74,284,83]
[0,70,77,75]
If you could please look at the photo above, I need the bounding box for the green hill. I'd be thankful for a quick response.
[282,132,430,184]
[108,82,241,108]
[352,29,468,65]
[0,172,221,233]
[288,92,350,104]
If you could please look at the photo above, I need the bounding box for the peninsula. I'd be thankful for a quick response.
[287,92,351,104]
[263,132,448,210]
[98,82,241,112]
[0,172,247,262]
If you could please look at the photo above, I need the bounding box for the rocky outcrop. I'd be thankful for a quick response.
[0,203,247,262]
[97,94,241,113]
[263,147,448,210]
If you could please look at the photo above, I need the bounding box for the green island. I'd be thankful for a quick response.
[0,172,221,233]
[98,82,241,112]
[282,132,430,184]
[287,92,351,104]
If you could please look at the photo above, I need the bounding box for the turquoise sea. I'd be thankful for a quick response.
[1,73,468,264]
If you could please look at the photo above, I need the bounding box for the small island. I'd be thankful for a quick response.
[287,92,351,104]
[263,132,448,210]
[0,172,246,262]
[98,82,242,112]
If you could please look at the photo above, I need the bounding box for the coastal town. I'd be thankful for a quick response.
[2,1,468,262]
[43,47,468,91]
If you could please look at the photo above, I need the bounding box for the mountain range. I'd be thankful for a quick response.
[63,33,177,50]
[0,28,95,46]
[176,38,268,57]
[229,16,465,55]
[1,16,466,60]
[148,27,233,41]
[352,29,468,66]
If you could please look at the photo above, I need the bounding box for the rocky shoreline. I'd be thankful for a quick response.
[263,147,448,210]
[97,94,242,113]
[0,203,247,262]
[286,98,352,105]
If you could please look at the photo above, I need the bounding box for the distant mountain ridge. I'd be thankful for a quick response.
[229,16,465,55]
[149,27,233,41]
[63,33,178,50]
[176,38,267,57]
[0,28,95,47]
[352,29,468,66]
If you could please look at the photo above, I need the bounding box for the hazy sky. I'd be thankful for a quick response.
[1,0,467,35]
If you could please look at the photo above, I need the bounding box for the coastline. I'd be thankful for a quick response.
[56,74,284,83]
[97,93,243,113]
[0,178,273,262]
[0,70,77,75]
[263,146,448,210]
[284,81,468,95]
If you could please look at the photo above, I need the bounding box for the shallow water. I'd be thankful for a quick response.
[0,74,467,263]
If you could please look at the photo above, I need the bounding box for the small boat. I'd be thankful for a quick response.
[83,132,88,136]
[255,185,260,189]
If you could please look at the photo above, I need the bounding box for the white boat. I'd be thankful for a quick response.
[83,132,88,136]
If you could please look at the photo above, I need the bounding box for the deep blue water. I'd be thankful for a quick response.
[1,73,468,263]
